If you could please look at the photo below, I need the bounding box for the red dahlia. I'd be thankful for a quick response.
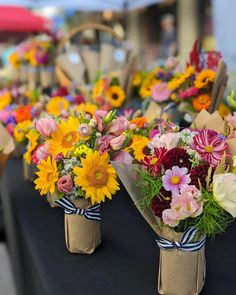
[141,147,167,177]
[190,164,210,189]
[151,189,171,218]
[162,147,191,171]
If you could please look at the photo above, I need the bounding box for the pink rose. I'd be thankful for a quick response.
[94,110,108,132]
[97,134,115,154]
[149,133,179,151]
[109,117,129,136]
[57,174,73,194]
[112,151,133,164]
[162,209,180,227]
[151,82,171,102]
[35,142,51,163]
[110,134,126,150]
[35,117,57,138]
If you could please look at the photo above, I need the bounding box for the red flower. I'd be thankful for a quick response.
[190,164,210,189]
[151,189,171,218]
[162,147,192,171]
[15,105,32,123]
[192,130,228,167]
[141,147,167,177]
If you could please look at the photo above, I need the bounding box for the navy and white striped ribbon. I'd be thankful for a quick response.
[55,197,101,222]
[156,227,206,252]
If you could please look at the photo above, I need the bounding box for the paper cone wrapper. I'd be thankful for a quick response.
[56,50,86,84]
[40,67,55,88]
[80,49,100,82]
[64,198,101,254]
[0,124,15,177]
[47,192,59,208]
[23,159,37,182]
[27,66,39,90]
[112,162,206,295]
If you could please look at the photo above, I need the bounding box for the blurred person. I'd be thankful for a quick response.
[160,14,177,59]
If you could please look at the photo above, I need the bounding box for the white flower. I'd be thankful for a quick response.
[213,173,236,217]
[148,132,179,151]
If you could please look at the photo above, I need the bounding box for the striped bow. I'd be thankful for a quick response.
[156,227,206,252]
[55,197,101,222]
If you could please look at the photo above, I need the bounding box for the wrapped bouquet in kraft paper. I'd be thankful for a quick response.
[33,110,131,253]
[113,118,236,294]
[0,124,15,177]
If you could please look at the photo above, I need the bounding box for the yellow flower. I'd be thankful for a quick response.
[0,91,12,110]
[77,103,98,117]
[168,75,186,90]
[106,85,125,108]
[46,97,70,116]
[184,66,195,79]
[34,157,59,195]
[25,48,38,66]
[92,80,104,100]
[132,136,150,161]
[218,103,231,118]
[73,144,92,157]
[8,52,20,68]
[132,73,142,87]
[49,117,81,157]
[73,151,120,204]
[139,78,160,99]
[24,129,40,164]
[194,69,216,89]
[13,120,33,143]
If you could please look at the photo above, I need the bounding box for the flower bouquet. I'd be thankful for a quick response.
[33,110,131,253]
[113,119,236,294]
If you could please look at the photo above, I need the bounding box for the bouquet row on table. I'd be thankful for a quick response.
[8,34,57,89]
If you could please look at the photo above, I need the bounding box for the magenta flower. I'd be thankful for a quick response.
[162,166,191,195]
[151,82,171,103]
[179,87,199,99]
[192,130,228,167]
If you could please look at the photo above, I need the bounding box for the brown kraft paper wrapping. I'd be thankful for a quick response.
[47,192,59,208]
[158,229,205,295]
[64,198,101,254]
[40,67,55,88]
[0,124,15,177]
[23,160,37,182]
[112,162,206,295]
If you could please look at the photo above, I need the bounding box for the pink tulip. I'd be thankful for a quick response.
[109,116,129,136]
[94,110,108,132]
[112,151,133,164]
[110,134,126,150]
[35,117,57,138]
[57,174,73,194]
[35,142,51,163]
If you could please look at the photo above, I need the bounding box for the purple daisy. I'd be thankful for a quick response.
[162,166,191,195]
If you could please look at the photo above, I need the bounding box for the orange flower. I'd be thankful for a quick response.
[130,116,147,128]
[192,94,211,112]
[15,105,33,123]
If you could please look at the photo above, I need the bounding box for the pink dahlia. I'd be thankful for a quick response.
[151,82,171,102]
[192,130,228,167]
[162,166,191,195]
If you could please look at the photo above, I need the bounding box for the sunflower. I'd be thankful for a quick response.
[46,96,70,116]
[168,75,186,90]
[34,157,59,195]
[106,85,125,108]
[139,78,160,99]
[194,69,216,89]
[49,117,81,157]
[24,130,40,164]
[132,73,142,87]
[8,52,20,68]
[132,136,150,162]
[13,120,33,142]
[0,91,12,110]
[73,151,119,204]
[92,80,104,100]
[193,94,211,112]
[218,103,231,118]
[183,66,195,79]
[77,103,98,117]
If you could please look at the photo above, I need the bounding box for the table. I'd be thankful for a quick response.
[1,158,236,295]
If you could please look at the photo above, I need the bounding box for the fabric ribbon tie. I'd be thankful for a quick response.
[156,227,206,252]
[55,197,101,222]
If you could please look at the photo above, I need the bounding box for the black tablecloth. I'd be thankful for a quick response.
[1,158,236,295]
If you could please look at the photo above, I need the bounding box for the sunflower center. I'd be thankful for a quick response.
[47,172,54,182]
[112,93,119,100]
[171,176,181,185]
[143,146,150,156]
[88,167,108,186]
[205,145,213,153]
[62,131,77,148]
